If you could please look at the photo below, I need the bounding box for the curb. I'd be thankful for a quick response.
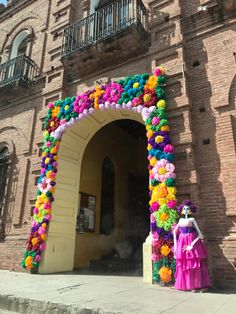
[0,295,122,314]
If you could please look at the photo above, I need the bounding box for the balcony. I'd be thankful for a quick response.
[0,54,41,94]
[61,0,149,78]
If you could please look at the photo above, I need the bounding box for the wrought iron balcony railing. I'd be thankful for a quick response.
[0,0,29,16]
[61,0,148,58]
[0,54,40,88]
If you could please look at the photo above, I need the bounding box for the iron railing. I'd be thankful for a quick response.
[61,0,148,58]
[0,54,40,88]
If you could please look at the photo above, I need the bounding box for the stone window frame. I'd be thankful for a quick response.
[10,29,31,60]
[0,140,14,235]
[0,24,34,63]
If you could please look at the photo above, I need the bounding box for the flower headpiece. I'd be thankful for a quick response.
[177,199,197,214]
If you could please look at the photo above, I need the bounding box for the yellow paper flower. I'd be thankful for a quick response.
[150,157,157,167]
[160,245,171,257]
[133,82,139,88]
[161,125,169,132]
[155,135,164,143]
[50,147,57,154]
[90,86,105,108]
[158,167,167,175]
[147,130,154,139]
[158,198,167,205]
[143,94,151,103]
[167,187,177,195]
[46,171,52,178]
[41,233,47,241]
[51,106,60,117]
[149,184,154,191]
[157,100,166,109]
[156,186,168,198]
[144,75,158,90]
[25,256,33,269]
[167,194,176,202]
[31,237,38,245]
[147,144,152,151]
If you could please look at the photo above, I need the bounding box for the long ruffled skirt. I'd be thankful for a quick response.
[174,232,211,290]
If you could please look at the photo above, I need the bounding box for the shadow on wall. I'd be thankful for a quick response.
[179,1,236,288]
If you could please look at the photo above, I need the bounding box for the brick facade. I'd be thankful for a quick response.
[0,0,235,287]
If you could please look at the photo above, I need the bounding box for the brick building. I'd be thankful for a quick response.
[0,0,236,288]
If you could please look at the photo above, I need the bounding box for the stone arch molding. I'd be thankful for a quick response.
[0,136,15,162]
[0,126,30,156]
[1,18,35,58]
[22,67,179,286]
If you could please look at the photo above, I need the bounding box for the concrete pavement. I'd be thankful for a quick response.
[0,270,235,314]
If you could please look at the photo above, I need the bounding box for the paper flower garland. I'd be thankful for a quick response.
[22,66,178,286]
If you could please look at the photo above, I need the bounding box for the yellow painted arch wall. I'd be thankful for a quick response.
[39,108,144,273]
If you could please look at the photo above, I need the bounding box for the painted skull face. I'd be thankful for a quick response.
[182,205,191,215]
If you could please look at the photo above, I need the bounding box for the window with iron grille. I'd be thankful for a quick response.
[0,147,9,217]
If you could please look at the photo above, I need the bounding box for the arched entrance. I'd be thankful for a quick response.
[38,108,147,273]
[23,67,178,286]
[74,118,149,274]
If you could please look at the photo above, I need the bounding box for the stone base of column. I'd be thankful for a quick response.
[143,233,153,284]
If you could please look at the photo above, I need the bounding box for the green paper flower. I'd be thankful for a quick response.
[166,178,176,187]
[153,205,178,231]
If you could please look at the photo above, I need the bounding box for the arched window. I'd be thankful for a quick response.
[17,37,28,56]
[5,30,31,82]
[0,147,9,217]
[10,30,30,59]
[100,157,115,235]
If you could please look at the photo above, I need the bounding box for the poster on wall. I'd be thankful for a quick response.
[76,192,96,233]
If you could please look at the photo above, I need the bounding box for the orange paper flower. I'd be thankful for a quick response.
[160,244,171,256]
[159,266,172,283]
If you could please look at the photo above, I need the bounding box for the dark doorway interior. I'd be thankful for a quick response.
[100,157,115,235]
[77,119,149,276]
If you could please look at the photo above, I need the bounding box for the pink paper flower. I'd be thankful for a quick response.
[103,83,124,103]
[163,144,174,153]
[167,200,177,209]
[152,159,176,182]
[152,117,160,125]
[38,177,53,193]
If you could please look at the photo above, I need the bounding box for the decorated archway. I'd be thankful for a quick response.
[22,67,178,285]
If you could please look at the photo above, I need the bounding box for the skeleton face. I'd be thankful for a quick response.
[182,205,191,216]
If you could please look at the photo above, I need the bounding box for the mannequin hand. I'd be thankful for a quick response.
[173,246,177,258]
[182,245,193,252]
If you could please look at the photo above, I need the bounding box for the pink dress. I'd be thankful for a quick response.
[174,219,211,290]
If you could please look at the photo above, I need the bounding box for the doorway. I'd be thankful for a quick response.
[74,119,149,275]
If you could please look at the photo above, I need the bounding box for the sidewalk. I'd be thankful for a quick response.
[0,270,235,314]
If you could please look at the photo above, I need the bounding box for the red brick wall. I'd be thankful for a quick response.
[0,0,235,287]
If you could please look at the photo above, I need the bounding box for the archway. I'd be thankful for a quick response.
[22,67,178,285]
[74,119,149,274]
